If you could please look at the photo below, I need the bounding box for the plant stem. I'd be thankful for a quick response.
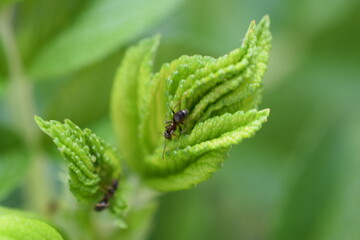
[0,6,51,216]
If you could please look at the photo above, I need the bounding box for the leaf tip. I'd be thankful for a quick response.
[260,15,271,28]
[263,108,271,116]
[248,20,256,30]
[263,14,270,22]
[34,115,45,127]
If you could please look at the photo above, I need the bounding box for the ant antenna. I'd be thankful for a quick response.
[170,88,190,113]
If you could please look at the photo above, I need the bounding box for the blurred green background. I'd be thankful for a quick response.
[1,0,360,239]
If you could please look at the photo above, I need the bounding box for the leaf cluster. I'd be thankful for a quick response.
[112,16,271,191]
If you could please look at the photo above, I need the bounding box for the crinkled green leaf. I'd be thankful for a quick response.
[28,0,184,80]
[34,117,121,203]
[0,215,63,240]
[35,117,127,221]
[145,109,269,191]
[112,16,272,191]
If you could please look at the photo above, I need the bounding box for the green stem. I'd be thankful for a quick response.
[0,6,51,216]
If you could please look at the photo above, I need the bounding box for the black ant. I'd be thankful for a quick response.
[94,179,118,211]
[162,109,189,158]
[164,109,188,140]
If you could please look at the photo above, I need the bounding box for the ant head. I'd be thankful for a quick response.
[173,109,188,124]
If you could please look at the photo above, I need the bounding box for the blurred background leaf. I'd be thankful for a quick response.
[40,49,124,127]
[0,127,27,202]
[0,214,64,240]
[15,0,89,68]
[0,43,7,79]
[0,0,360,239]
[0,0,22,10]
[27,0,184,80]
[0,150,28,201]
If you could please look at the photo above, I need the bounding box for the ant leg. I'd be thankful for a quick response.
[172,102,180,112]
[99,187,108,194]
[162,141,167,159]
[179,125,182,132]
[180,124,188,133]
[173,88,188,111]
[164,120,172,124]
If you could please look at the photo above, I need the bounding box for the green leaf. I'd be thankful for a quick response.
[44,48,124,126]
[0,80,6,98]
[0,42,7,79]
[0,127,27,201]
[28,0,184,80]
[110,181,160,239]
[0,151,28,201]
[116,199,158,240]
[0,215,63,240]
[34,117,122,204]
[0,0,23,10]
[145,109,270,190]
[111,35,161,173]
[273,114,360,240]
[112,16,272,191]
[15,0,89,65]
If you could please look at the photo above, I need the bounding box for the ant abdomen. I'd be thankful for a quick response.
[94,179,119,211]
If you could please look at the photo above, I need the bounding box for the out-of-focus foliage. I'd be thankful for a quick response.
[0,150,28,201]
[1,0,360,239]
[27,0,184,80]
[0,127,27,202]
[0,206,63,240]
[0,215,64,240]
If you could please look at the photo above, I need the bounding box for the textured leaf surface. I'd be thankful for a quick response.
[34,117,122,205]
[29,0,183,80]
[112,16,272,191]
[0,215,63,240]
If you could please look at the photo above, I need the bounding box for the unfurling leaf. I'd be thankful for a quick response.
[111,16,272,191]
[34,117,126,218]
